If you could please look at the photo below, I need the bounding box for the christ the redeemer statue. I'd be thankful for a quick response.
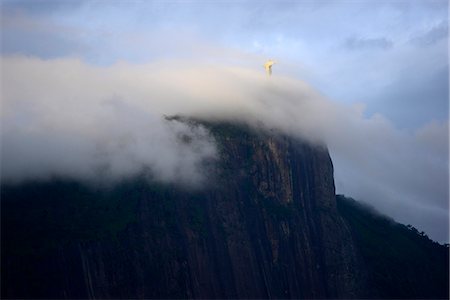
[264,59,276,76]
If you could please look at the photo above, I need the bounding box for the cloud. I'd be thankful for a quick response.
[1,1,446,132]
[366,65,448,128]
[1,55,448,242]
[332,118,449,242]
[344,36,393,51]
[1,57,218,187]
[1,0,86,15]
[410,21,448,47]
[1,12,88,59]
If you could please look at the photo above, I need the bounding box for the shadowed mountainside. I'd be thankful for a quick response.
[336,195,449,299]
[1,120,448,299]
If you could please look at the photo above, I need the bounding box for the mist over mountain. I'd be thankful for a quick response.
[1,56,448,241]
[2,120,448,299]
[1,2,448,299]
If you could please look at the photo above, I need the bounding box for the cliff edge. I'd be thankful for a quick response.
[2,120,446,299]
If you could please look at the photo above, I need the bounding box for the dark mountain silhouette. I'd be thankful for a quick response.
[1,120,448,299]
[336,195,449,299]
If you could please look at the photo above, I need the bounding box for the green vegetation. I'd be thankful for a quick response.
[336,195,449,299]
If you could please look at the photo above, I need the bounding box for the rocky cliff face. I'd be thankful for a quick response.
[3,121,370,298]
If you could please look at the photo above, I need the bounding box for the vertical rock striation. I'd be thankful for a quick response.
[3,121,370,298]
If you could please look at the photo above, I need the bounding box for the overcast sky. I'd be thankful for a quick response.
[1,0,448,242]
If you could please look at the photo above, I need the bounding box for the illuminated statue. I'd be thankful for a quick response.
[264,59,276,76]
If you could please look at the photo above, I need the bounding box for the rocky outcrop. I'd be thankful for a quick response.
[3,121,370,298]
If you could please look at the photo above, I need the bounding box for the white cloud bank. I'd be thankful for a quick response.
[1,56,448,242]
